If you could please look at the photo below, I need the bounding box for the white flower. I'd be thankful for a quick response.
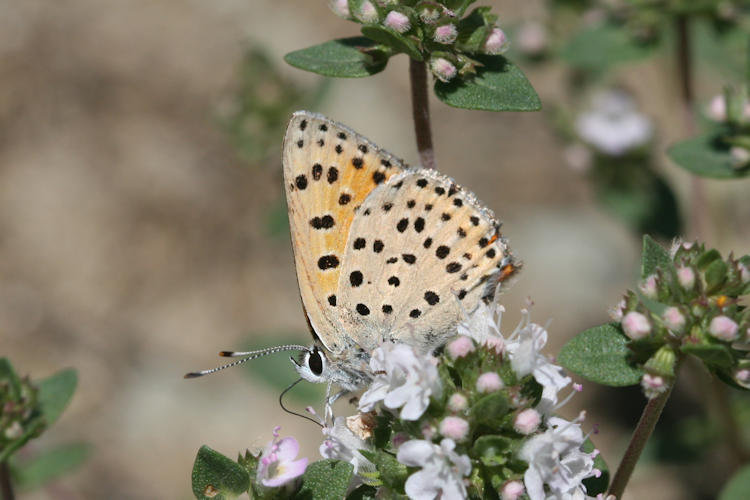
[358,343,441,420]
[320,417,374,474]
[457,301,506,352]
[519,416,597,500]
[575,90,653,156]
[397,438,471,500]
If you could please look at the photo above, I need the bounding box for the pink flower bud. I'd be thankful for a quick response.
[447,393,468,412]
[513,408,541,435]
[731,146,750,168]
[608,299,625,322]
[708,315,739,341]
[447,336,475,359]
[430,57,457,82]
[677,266,695,290]
[434,24,458,44]
[484,27,508,55]
[662,306,686,333]
[420,7,440,24]
[356,1,378,23]
[328,0,349,18]
[639,274,658,299]
[501,480,525,500]
[476,372,503,393]
[384,11,410,33]
[439,416,469,440]
[735,368,750,388]
[707,94,727,122]
[622,311,651,340]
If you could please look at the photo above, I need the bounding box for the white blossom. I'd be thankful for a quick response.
[575,90,653,156]
[397,438,471,500]
[358,343,441,420]
[319,417,374,474]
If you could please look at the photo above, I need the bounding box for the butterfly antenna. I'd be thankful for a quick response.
[184,344,309,379]
[279,378,324,428]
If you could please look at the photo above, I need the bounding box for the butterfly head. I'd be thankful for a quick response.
[291,344,328,384]
[290,342,373,392]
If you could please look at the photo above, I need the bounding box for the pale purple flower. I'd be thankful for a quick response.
[434,24,458,44]
[320,417,373,474]
[708,315,739,341]
[430,57,457,82]
[257,427,308,487]
[384,11,410,33]
[328,0,349,18]
[662,307,686,333]
[641,373,668,399]
[397,438,472,500]
[477,372,503,393]
[439,416,469,441]
[677,266,695,290]
[501,480,525,500]
[447,336,475,359]
[575,90,653,156]
[514,408,542,435]
[484,27,508,54]
[358,342,441,420]
[519,415,597,500]
[621,311,651,340]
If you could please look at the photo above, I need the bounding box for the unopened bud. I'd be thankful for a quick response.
[731,146,750,168]
[662,306,686,333]
[328,0,350,18]
[484,27,508,55]
[447,393,468,412]
[501,480,525,500]
[384,11,410,33]
[677,266,695,290]
[420,7,440,24]
[476,372,503,393]
[707,94,727,122]
[430,57,457,82]
[434,23,458,44]
[622,311,651,340]
[708,315,739,341]
[513,408,541,435]
[355,1,379,23]
[639,274,658,299]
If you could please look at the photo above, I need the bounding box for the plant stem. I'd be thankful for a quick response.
[607,383,675,498]
[0,461,14,500]
[675,14,708,241]
[409,59,436,170]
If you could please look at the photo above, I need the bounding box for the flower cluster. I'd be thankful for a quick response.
[1,372,44,451]
[611,241,750,398]
[315,303,601,499]
[328,0,510,83]
[705,88,750,169]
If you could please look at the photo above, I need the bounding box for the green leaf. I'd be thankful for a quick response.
[680,343,734,369]
[346,484,378,500]
[191,446,250,500]
[359,449,407,491]
[560,23,658,71]
[720,464,750,500]
[295,459,353,500]
[0,358,22,399]
[14,442,91,490]
[361,26,422,61]
[37,368,77,428]
[470,391,509,425]
[581,438,609,495]
[668,134,750,179]
[704,259,729,293]
[558,323,644,387]
[284,37,389,78]
[641,235,672,279]
[434,55,541,111]
[471,435,511,466]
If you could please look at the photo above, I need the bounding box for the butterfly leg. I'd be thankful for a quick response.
[324,385,350,423]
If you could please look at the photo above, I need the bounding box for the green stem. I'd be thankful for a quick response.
[0,461,14,500]
[409,59,436,170]
[607,382,675,498]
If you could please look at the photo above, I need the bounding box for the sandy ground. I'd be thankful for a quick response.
[1,1,748,499]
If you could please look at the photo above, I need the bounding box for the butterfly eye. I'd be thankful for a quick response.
[307,347,325,376]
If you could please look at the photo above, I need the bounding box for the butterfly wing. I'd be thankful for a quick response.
[336,168,517,353]
[283,111,406,354]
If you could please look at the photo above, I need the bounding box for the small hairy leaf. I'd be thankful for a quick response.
[37,368,77,428]
[558,323,643,387]
[434,55,541,111]
[295,459,353,500]
[15,442,91,490]
[680,343,734,369]
[361,26,422,61]
[470,392,509,424]
[191,446,250,500]
[641,235,672,279]
[668,134,750,179]
[285,37,389,78]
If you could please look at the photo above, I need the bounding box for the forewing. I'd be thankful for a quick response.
[336,168,518,353]
[283,111,406,353]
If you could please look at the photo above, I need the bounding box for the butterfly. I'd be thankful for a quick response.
[187,111,518,395]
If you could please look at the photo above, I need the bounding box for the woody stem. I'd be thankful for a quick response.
[409,59,436,170]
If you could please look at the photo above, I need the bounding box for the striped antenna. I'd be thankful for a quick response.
[184,344,309,379]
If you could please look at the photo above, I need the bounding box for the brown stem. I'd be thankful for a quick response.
[675,15,709,241]
[607,383,675,498]
[409,59,436,170]
[0,462,14,500]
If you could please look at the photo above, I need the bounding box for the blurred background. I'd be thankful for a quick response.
[1,1,749,498]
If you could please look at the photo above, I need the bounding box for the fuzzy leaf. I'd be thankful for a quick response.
[641,235,672,279]
[470,392,509,425]
[346,484,379,500]
[14,442,91,490]
[359,449,407,492]
[361,26,422,61]
[561,23,657,71]
[37,368,77,428]
[720,464,750,500]
[582,438,609,495]
[472,435,510,466]
[295,460,353,500]
[668,134,750,179]
[558,323,643,387]
[284,37,389,78]
[191,446,250,500]
[434,55,541,111]
[680,343,734,369]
